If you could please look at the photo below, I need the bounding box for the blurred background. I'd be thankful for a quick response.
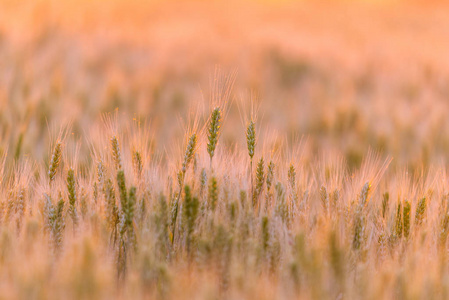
[0,0,448,170]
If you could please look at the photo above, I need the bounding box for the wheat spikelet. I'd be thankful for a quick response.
[352,213,365,251]
[403,199,411,239]
[137,190,148,224]
[246,120,256,160]
[439,213,449,247]
[330,189,339,211]
[246,120,256,202]
[275,182,288,224]
[382,192,389,219]
[97,160,105,188]
[48,141,63,183]
[110,135,122,171]
[182,133,197,176]
[117,170,128,219]
[79,187,88,218]
[16,187,25,217]
[207,107,221,168]
[67,168,78,229]
[209,176,218,211]
[200,168,207,198]
[377,231,388,263]
[394,200,403,239]
[126,187,136,230]
[266,161,275,194]
[288,164,298,204]
[104,178,119,245]
[48,194,65,256]
[43,193,54,234]
[253,157,265,209]
[116,183,136,279]
[132,150,143,179]
[171,126,198,244]
[415,197,426,227]
[15,187,26,230]
[358,181,371,206]
[126,186,136,248]
[54,197,65,250]
[265,161,275,212]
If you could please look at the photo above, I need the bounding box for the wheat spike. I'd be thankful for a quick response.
[111,135,122,171]
[207,107,221,168]
[48,141,63,183]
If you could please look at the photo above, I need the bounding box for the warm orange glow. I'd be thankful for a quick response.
[0,0,449,299]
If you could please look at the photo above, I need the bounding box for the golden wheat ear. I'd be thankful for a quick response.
[110,135,122,171]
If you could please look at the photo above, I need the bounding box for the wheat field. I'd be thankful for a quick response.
[1,0,449,299]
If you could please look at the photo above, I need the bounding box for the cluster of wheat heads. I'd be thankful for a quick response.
[2,97,449,299]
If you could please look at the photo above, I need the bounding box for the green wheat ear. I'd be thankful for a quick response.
[382,192,389,219]
[246,120,256,201]
[178,133,197,191]
[394,200,403,238]
[200,168,207,197]
[275,182,288,225]
[126,186,136,246]
[67,168,78,228]
[266,161,275,193]
[207,107,221,167]
[117,170,128,216]
[261,216,270,254]
[403,199,411,239]
[287,164,296,189]
[104,178,119,245]
[209,176,218,211]
[415,197,426,227]
[253,157,265,208]
[440,213,449,247]
[265,161,275,212]
[132,150,143,179]
[182,133,197,177]
[48,193,65,256]
[288,164,298,203]
[246,120,256,160]
[171,133,197,245]
[48,141,62,183]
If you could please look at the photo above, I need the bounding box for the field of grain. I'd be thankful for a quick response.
[1,1,449,299]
